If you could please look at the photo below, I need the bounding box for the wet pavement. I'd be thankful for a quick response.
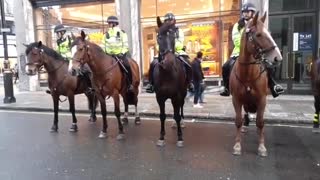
[0,110,319,180]
[0,85,316,124]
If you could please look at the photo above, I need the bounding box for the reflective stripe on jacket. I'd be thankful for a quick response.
[102,26,129,55]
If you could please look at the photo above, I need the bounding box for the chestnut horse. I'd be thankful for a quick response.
[152,17,187,147]
[25,41,98,132]
[311,56,320,133]
[71,31,140,139]
[229,12,283,156]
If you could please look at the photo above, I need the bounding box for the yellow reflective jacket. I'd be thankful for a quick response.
[102,26,129,55]
[231,22,244,57]
[156,27,187,56]
[56,36,72,60]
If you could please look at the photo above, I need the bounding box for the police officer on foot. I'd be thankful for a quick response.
[102,16,134,92]
[220,2,284,97]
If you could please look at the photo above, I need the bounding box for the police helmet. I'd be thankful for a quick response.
[107,16,119,25]
[164,13,175,21]
[54,24,66,33]
[241,2,256,12]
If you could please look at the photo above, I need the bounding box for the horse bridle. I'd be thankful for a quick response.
[157,30,175,61]
[239,27,277,66]
[26,47,66,74]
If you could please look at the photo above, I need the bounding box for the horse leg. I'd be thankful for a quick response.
[122,99,129,125]
[98,95,108,138]
[50,95,59,132]
[313,95,320,133]
[256,99,267,157]
[88,93,97,122]
[172,99,184,147]
[114,94,125,140]
[156,98,166,147]
[134,104,141,125]
[171,100,186,129]
[68,95,78,132]
[241,112,250,133]
[232,98,243,155]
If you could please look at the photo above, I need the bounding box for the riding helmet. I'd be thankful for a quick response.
[106,16,119,25]
[54,24,66,33]
[241,2,256,12]
[164,13,175,21]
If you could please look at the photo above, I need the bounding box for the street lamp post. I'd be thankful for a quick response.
[1,0,15,103]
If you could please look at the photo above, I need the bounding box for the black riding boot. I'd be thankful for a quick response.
[267,66,284,98]
[146,58,158,93]
[121,57,134,92]
[179,55,194,91]
[220,57,236,96]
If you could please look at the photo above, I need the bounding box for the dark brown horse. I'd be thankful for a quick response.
[152,17,187,147]
[311,56,320,133]
[229,12,283,156]
[25,41,98,132]
[71,31,141,139]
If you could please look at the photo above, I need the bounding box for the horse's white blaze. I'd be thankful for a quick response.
[69,46,78,72]
[263,27,283,62]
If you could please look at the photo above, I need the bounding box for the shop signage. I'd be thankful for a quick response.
[298,32,313,51]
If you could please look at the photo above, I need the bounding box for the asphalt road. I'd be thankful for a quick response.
[0,110,319,180]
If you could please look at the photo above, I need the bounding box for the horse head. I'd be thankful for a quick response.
[156,16,176,70]
[25,41,45,75]
[242,11,282,64]
[70,30,91,75]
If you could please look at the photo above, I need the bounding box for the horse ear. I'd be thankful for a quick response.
[157,16,162,28]
[80,30,86,41]
[261,11,267,24]
[252,11,259,26]
[37,41,42,48]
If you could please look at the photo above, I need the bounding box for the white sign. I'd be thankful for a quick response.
[0,28,11,33]
[293,32,299,52]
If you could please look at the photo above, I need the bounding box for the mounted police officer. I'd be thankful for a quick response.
[146,13,193,93]
[220,2,284,97]
[102,15,133,91]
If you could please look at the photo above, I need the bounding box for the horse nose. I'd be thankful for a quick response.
[28,69,33,74]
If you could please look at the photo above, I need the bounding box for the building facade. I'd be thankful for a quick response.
[11,0,320,94]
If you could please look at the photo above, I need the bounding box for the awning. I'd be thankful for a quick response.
[29,0,114,8]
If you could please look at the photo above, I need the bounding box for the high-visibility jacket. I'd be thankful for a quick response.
[231,22,244,57]
[156,27,187,56]
[56,36,72,60]
[102,26,129,55]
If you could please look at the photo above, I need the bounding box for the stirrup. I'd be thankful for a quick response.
[128,84,134,92]
[146,84,154,93]
[274,84,284,94]
[46,89,51,94]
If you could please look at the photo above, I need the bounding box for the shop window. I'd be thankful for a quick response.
[270,0,317,12]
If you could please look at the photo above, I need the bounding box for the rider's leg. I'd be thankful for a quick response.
[179,55,194,91]
[80,64,93,94]
[266,66,284,98]
[146,58,158,93]
[120,55,134,91]
[220,56,236,96]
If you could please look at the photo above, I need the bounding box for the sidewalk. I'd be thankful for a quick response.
[0,85,315,124]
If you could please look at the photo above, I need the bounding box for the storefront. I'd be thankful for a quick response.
[269,0,319,94]
[29,0,241,83]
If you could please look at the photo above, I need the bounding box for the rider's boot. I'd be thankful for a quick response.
[267,67,284,98]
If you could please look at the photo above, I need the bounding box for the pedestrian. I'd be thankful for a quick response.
[14,63,19,84]
[192,51,205,108]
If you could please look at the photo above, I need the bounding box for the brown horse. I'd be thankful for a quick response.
[152,17,188,147]
[71,31,140,139]
[310,56,320,133]
[25,41,98,132]
[229,12,283,156]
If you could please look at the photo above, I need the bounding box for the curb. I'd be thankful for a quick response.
[0,106,312,125]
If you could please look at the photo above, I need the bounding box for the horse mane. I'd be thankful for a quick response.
[71,36,105,55]
[25,42,66,62]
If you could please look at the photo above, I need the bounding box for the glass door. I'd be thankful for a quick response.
[269,13,317,94]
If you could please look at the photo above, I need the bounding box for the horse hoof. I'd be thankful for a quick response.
[98,131,107,138]
[122,118,129,125]
[88,117,97,122]
[156,140,165,147]
[241,126,248,133]
[116,134,125,140]
[258,145,268,157]
[134,117,141,125]
[50,126,58,132]
[312,128,320,133]
[232,143,241,156]
[69,124,78,132]
[176,141,184,148]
